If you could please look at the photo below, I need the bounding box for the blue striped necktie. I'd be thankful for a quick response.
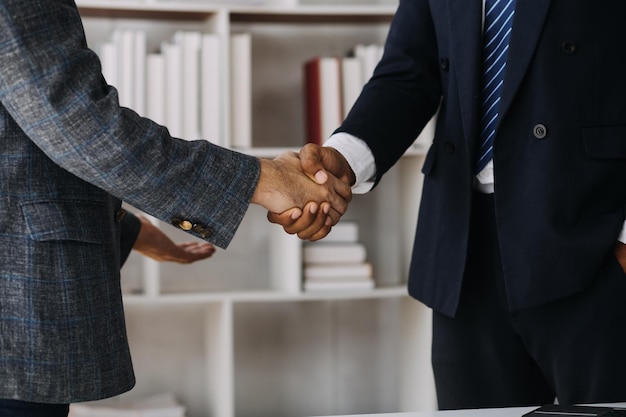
[475,0,516,174]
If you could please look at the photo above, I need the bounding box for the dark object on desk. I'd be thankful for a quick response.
[523,405,626,417]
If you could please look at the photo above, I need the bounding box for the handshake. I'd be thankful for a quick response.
[252,143,357,241]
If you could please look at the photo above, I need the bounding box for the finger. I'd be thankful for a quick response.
[326,207,343,226]
[281,202,321,235]
[300,143,328,184]
[324,181,350,216]
[327,173,353,203]
[305,224,333,242]
[292,203,330,239]
[267,207,306,228]
[178,242,215,259]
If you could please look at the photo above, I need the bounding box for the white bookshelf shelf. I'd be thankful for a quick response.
[122,285,409,305]
[77,1,396,21]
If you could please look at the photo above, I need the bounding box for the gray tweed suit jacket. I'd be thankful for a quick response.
[0,0,260,403]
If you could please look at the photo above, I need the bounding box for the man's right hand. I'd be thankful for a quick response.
[298,143,356,188]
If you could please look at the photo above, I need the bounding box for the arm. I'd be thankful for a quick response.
[120,211,215,265]
[0,0,348,248]
[269,0,442,239]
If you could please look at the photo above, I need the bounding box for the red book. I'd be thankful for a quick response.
[303,57,342,145]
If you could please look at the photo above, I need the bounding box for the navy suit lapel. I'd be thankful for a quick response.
[447,0,483,153]
[498,0,552,122]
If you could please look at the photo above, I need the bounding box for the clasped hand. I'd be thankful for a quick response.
[258,144,355,241]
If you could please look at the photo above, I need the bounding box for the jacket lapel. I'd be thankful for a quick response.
[447,0,483,154]
[498,0,552,122]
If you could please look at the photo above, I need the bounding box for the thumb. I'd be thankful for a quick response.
[300,143,328,184]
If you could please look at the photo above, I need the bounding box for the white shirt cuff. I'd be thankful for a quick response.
[324,132,376,194]
[618,220,626,244]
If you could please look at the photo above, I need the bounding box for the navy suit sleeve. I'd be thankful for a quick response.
[336,0,442,182]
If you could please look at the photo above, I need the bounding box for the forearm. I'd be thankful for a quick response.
[0,0,260,248]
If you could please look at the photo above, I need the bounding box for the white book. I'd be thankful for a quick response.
[201,33,221,145]
[174,31,202,140]
[303,243,367,264]
[318,56,342,141]
[354,43,382,83]
[230,33,252,148]
[162,41,183,138]
[114,29,135,109]
[340,56,363,118]
[324,221,359,243]
[133,30,147,116]
[99,42,118,89]
[304,262,373,280]
[303,277,374,292]
[146,53,166,126]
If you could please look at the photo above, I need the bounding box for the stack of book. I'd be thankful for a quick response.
[302,221,374,292]
[303,43,384,145]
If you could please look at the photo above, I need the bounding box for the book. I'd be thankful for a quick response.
[354,43,383,82]
[324,221,359,243]
[340,56,363,118]
[230,32,252,148]
[303,243,367,264]
[304,262,372,280]
[133,30,146,116]
[99,41,118,89]
[146,53,166,126]
[201,33,222,145]
[303,277,374,292]
[303,56,342,145]
[162,40,183,138]
[115,29,135,109]
[174,31,202,140]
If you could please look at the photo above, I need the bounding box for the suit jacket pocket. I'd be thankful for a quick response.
[582,125,626,159]
[21,200,110,244]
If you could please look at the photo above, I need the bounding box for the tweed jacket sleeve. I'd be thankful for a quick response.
[0,0,260,249]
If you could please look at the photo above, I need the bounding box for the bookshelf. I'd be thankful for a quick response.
[77,1,437,416]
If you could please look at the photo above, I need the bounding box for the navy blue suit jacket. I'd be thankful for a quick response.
[337,0,626,316]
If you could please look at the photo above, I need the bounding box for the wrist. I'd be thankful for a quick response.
[251,158,276,210]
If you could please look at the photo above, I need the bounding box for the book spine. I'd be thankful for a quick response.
[146,53,166,126]
[201,34,222,146]
[230,33,252,148]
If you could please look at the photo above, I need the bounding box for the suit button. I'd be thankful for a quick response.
[533,124,547,139]
[192,224,213,239]
[440,57,449,71]
[444,142,455,154]
[561,41,577,55]
[115,208,126,223]
[172,218,193,231]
